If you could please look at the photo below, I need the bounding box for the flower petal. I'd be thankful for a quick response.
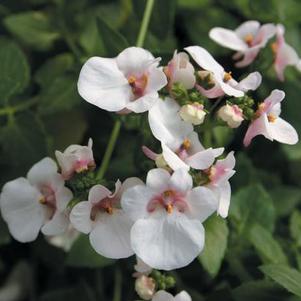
[175,291,192,301]
[162,143,190,171]
[235,20,260,39]
[145,66,168,94]
[209,28,248,51]
[131,213,205,270]
[0,178,45,242]
[70,201,93,234]
[88,185,111,204]
[235,48,260,68]
[126,93,159,113]
[152,291,174,301]
[186,186,218,221]
[89,210,134,259]
[214,181,231,218]
[264,89,285,113]
[146,168,171,192]
[78,57,130,112]
[41,211,69,236]
[55,187,73,212]
[196,84,225,99]
[236,71,262,92]
[169,168,193,193]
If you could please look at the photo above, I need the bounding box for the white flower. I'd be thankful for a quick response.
[152,290,191,301]
[209,21,276,67]
[217,104,244,128]
[0,158,73,243]
[55,138,95,179]
[243,89,299,146]
[134,257,153,276]
[78,47,167,113]
[205,152,236,218]
[121,168,217,270]
[70,178,143,259]
[148,98,224,171]
[164,51,196,89]
[179,103,206,125]
[135,275,156,300]
[273,24,301,81]
[185,46,262,98]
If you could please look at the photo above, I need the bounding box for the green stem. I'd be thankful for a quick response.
[0,98,38,116]
[112,266,122,301]
[97,0,155,180]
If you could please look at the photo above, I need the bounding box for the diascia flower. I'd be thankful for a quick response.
[152,290,192,301]
[164,51,196,90]
[209,21,276,67]
[78,47,167,113]
[121,168,218,270]
[55,138,95,179]
[243,89,299,146]
[273,24,301,81]
[205,152,236,218]
[217,104,244,128]
[147,98,224,171]
[185,46,262,98]
[0,158,73,243]
[70,178,143,259]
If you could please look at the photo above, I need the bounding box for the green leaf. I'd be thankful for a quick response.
[96,17,129,56]
[260,264,301,297]
[66,235,115,268]
[0,39,30,103]
[34,53,74,89]
[4,11,60,50]
[290,211,301,247]
[38,75,81,115]
[249,223,288,265]
[199,215,229,277]
[230,184,276,234]
[212,126,232,148]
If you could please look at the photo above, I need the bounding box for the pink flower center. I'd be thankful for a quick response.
[91,197,118,220]
[232,105,243,118]
[39,185,56,217]
[147,190,188,214]
[176,139,191,160]
[128,73,148,98]
[244,34,254,46]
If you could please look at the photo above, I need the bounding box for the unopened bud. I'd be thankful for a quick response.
[179,103,206,125]
[135,275,156,300]
[217,104,244,128]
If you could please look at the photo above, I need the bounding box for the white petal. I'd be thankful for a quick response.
[209,28,248,51]
[235,48,260,68]
[175,291,192,301]
[235,20,260,38]
[146,168,171,192]
[214,181,231,218]
[0,178,45,242]
[41,211,69,236]
[185,149,217,170]
[162,143,190,171]
[253,23,276,47]
[78,57,130,112]
[55,150,75,179]
[269,117,299,145]
[188,132,204,153]
[236,71,262,92]
[89,210,134,259]
[264,89,285,113]
[116,47,156,75]
[148,98,193,148]
[126,93,159,113]
[145,66,168,94]
[131,213,205,270]
[186,186,218,222]
[55,187,73,212]
[70,201,93,234]
[121,185,154,221]
[152,291,174,301]
[115,177,144,201]
[219,81,244,97]
[169,168,193,193]
[185,46,224,74]
[88,184,111,204]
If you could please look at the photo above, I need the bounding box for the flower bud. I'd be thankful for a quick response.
[155,154,169,169]
[135,275,156,300]
[179,103,206,125]
[217,104,244,128]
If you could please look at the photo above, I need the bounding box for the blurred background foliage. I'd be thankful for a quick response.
[0,0,301,300]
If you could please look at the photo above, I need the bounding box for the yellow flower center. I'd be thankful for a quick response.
[244,34,254,46]
[268,114,277,123]
[223,71,232,82]
[182,139,191,150]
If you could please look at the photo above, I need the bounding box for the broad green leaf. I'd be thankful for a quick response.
[199,215,229,277]
[38,75,81,115]
[0,39,30,103]
[282,141,301,161]
[232,280,288,301]
[249,223,288,265]
[230,184,276,234]
[260,264,301,297]
[66,235,115,268]
[4,11,60,50]
[212,126,232,148]
[96,17,129,56]
[34,53,74,89]
[290,211,301,247]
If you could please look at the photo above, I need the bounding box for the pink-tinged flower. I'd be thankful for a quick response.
[55,138,95,180]
[244,89,299,146]
[148,98,224,171]
[0,158,73,243]
[135,275,156,300]
[152,290,192,301]
[217,104,244,128]
[205,152,236,218]
[70,178,143,259]
[273,24,301,81]
[164,51,196,89]
[185,46,262,98]
[78,47,167,113]
[134,257,153,277]
[209,21,276,67]
[179,103,206,125]
[121,168,218,270]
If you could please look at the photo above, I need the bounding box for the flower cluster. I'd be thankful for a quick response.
[0,19,299,301]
